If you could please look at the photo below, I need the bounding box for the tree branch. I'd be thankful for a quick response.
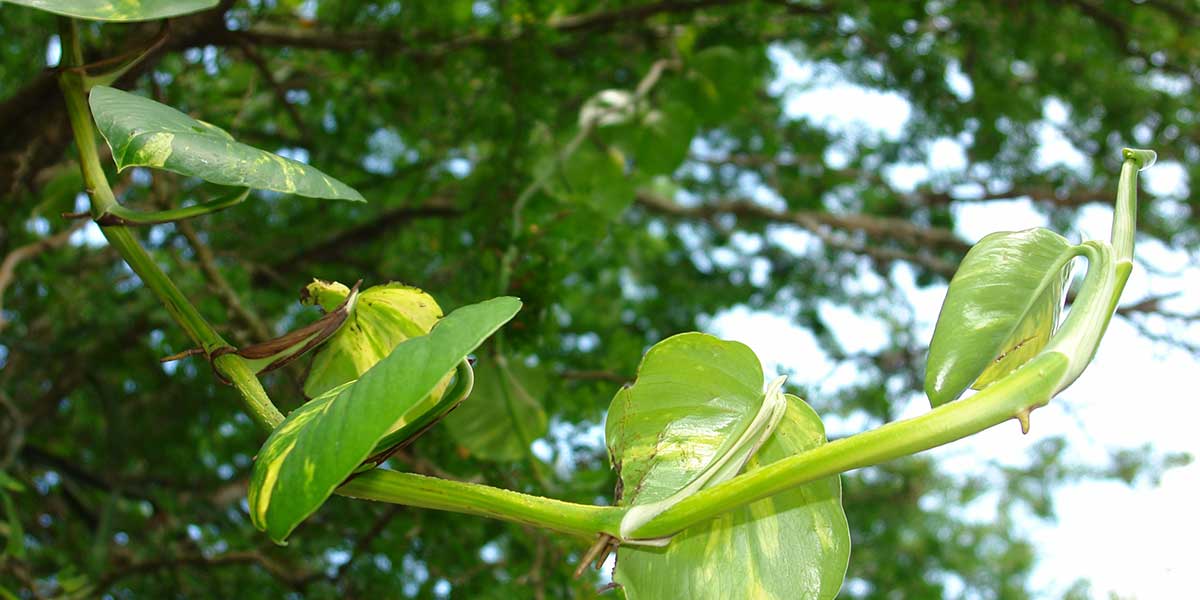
[264,200,461,275]
[0,221,87,332]
[635,191,965,277]
[177,220,273,342]
[234,39,311,141]
[94,550,312,594]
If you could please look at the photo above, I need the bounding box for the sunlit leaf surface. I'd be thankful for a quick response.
[925,227,1075,407]
[614,397,850,600]
[248,297,520,543]
[4,0,216,21]
[89,86,363,200]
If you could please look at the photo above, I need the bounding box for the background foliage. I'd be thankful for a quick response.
[1,1,1196,598]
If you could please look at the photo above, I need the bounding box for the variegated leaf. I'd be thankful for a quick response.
[89,86,363,200]
[248,297,520,543]
[3,0,216,21]
[614,396,850,599]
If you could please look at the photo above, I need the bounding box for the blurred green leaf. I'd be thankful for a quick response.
[632,102,698,175]
[544,141,633,219]
[684,46,754,125]
[443,354,549,462]
[1,488,24,559]
[0,471,23,493]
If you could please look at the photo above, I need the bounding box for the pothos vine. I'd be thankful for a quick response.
[18,1,1158,597]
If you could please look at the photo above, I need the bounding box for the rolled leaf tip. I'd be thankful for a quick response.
[1122,148,1157,171]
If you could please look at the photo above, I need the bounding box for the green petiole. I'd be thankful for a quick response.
[83,188,252,226]
[57,17,285,431]
[338,469,625,540]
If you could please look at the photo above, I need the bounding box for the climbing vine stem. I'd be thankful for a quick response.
[335,151,1149,544]
[54,10,1150,548]
[56,17,284,431]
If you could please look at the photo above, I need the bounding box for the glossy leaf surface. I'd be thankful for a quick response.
[443,355,549,462]
[89,86,363,200]
[615,397,850,600]
[248,297,520,543]
[4,0,216,21]
[925,227,1075,407]
[605,333,786,540]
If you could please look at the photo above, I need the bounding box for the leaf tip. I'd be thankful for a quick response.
[1122,148,1157,171]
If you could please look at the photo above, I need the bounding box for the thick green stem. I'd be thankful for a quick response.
[57,18,283,431]
[1107,148,1155,316]
[631,159,1144,540]
[629,351,1071,539]
[327,150,1147,542]
[338,469,623,539]
[1111,148,1155,267]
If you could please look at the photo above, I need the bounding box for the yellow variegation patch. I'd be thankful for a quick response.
[89,86,363,200]
[614,398,850,600]
[247,296,520,544]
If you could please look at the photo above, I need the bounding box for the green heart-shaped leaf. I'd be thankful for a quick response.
[925,227,1078,407]
[248,297,521,543]
[534,125,634,219]
[443,354,549,462]
[605,333,788,541]
[615,396,850,599]
[684,46,755,125]
[4,0,216,21]
[632,102,698,176]
[89,86,363,201]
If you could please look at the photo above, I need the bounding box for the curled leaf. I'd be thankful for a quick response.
[925,227,1078,407]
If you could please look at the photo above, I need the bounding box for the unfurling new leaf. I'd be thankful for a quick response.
[925,227,1078,407]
